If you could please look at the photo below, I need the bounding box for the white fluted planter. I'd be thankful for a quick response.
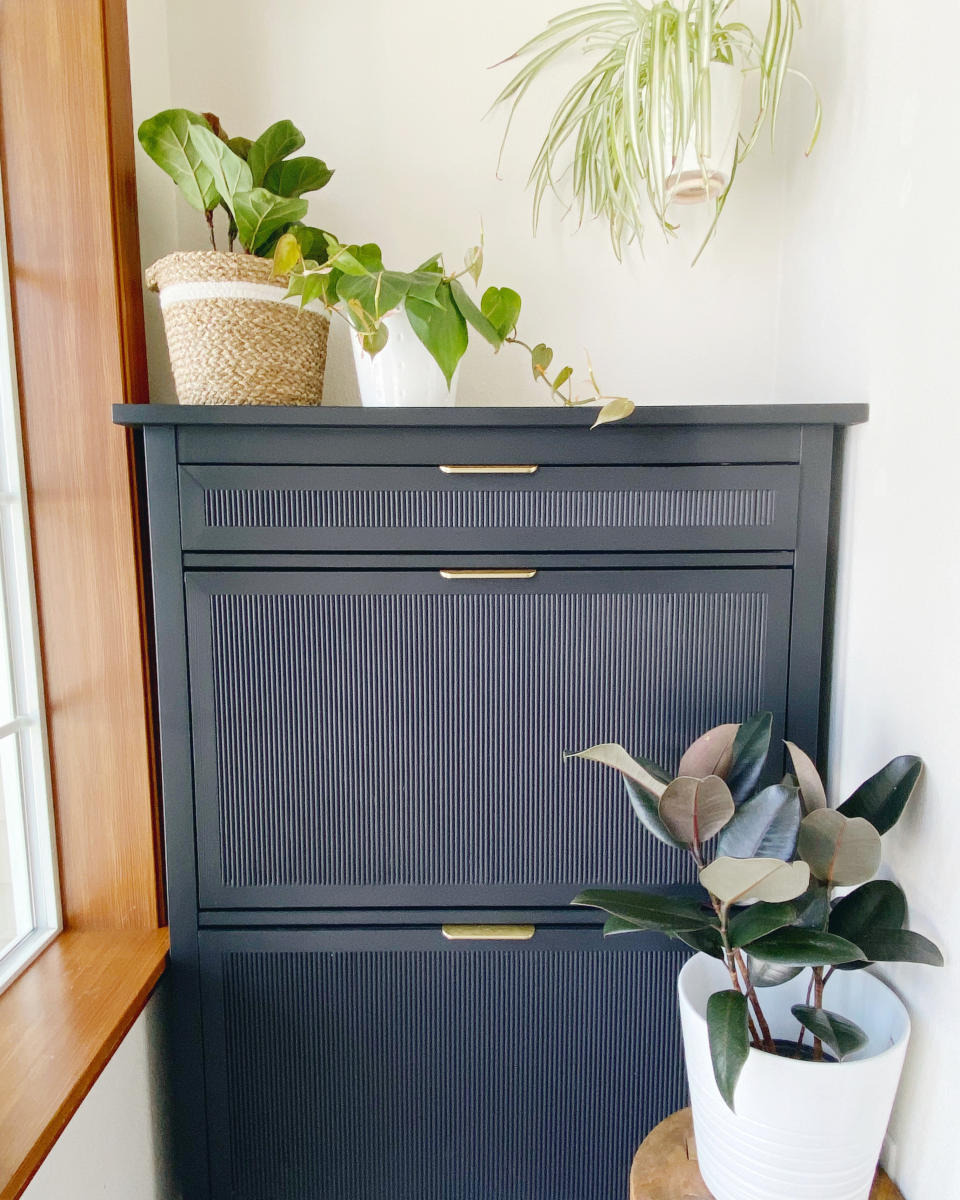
[351,309,460,407]
[678,954,910,1200]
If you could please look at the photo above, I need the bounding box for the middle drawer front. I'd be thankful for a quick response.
[186,568,791,909]
[179,463,801,552]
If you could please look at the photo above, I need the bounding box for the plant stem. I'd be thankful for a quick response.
[734,948,775,1054]
[812,966,825,1061]
[205,210,217,251]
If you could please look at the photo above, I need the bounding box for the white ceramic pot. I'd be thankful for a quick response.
[664,62,742,205]
[351,309,460,408]
[678,954,910,1200]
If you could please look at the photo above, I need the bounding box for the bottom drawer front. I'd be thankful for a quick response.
[201,931,687,1200]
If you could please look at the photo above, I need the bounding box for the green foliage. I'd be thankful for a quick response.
[566,711,939,1108]
[492,0,822,260]
[137,109,333,255]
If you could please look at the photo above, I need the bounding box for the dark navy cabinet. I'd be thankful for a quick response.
[115,403,865,1200]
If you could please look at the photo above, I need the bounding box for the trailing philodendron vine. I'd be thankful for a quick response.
[272,232,635,425]
[492,0,821,260]
[568,714,942,1109]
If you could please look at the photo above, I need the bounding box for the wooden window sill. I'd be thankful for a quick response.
[0,927,170,1199]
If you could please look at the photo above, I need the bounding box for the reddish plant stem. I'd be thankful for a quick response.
[734,949,775,1053]
[205,209,217,251]
[812,967,825,1061]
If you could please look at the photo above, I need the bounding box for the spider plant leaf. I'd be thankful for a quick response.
[784,740,827,814]
[572,887,715,933]
[798,809,882,887]
[700,857,809,906]
[659,775,735,847]
[791,1006,869,1061]
[837,756,923,835]
[678,722,739,780]
[707,989,749,1111]
[716,782,801,860]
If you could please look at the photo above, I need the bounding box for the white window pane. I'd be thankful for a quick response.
[0,732,32,955]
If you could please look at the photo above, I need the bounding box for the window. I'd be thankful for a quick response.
[0,167,59,989]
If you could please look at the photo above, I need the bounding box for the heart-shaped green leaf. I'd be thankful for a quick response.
[725,712,773,805]
[449,278,503,348]
[572,887,715,932]
[707,990,749,1111]
[138,108,219,212]
[233,189,308,255]
[188,125,253,212]
[658,775,735,846]
[700,857,810,906]
[678,722,739,780]
[744,928,866,966]
[246,119,306,186]
[530,342,554,381]
[263,155,333,198]
[784,741,827,814]
[480,285,521,340]
[791,1005,869,1061]
[717,782,801,860]
[728,901,797,948]
[798,809,881,887]
[271,232,302,278]
[838,756,923,835]
[406,281,468,386]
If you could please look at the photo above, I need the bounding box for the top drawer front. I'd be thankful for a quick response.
[180,464,800,552]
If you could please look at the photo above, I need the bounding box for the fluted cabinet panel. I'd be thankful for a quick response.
[187,570,791,906]
[202,935,687,1200]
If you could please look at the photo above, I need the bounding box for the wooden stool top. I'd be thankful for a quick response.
[629,1109,902,1200]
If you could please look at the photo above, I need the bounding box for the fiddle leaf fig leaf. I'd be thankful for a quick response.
[480,286,521,340]
[707,990,749,1111]
[572,887,715,933]
[590,397,635,428]
[791,1006,869,1061]
[725,711,773,805]
[838,756,923,835]
[658,775,735,846]
[728,901,797,948]
[189,125,253,211]
[449,279,503,348]
[798,809,881,887]
[226,135,252,160]
[700,857,810,906]
[138,108,219,212]
[406,281,468,386]
[286,225,331,264]
[717,782,801,860]
[678,722,739,780]
[784,741,827,814]
[263,155,333,198]
[247,119,306,186]
[743,927,866,966]
[232,189,308,254]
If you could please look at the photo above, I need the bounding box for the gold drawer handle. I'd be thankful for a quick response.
[439,569,538,580]
[442,924,536,941]
[438,464,539,475]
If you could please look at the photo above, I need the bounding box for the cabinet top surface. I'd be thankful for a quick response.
[113,403,868,429]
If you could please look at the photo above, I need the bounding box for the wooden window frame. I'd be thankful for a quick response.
[0,1,166,1196]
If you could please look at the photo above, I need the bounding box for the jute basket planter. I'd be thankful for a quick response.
[146,251,329,406]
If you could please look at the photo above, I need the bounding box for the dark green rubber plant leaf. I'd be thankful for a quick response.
[717,782,801,860]
[405,281,468,386]
[563,743,680,848]
[658,775,735,847]
[838,756,923,835]
[707,990,750,1111]
[725,711,773,805]
[743,927,866,966]
[784,740,827,814]
[677,926,726,959]
[728,901,797,948]
[746,958,803,988]
[852,929,943,967]
[677,722,739,779]
[791,1005,869,1061]
[829,879,906,940]
[571,888,715,933]
[798,809,881,887]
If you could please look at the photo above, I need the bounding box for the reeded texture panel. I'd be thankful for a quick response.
[216,946,687,1200]
[204,486,776,530]
[204,585,774,893]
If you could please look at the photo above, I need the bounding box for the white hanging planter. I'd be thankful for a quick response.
[678,954,910,1200]
[351,309,460,408]
[664,61,742,205]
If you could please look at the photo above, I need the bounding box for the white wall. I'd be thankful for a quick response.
[22,993,176,1200]
[777,5,960,1194]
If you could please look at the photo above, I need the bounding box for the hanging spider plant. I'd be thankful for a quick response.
[492,0,821,261]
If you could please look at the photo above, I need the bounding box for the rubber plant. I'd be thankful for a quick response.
[492,0,821,260]
[137,108,333,257]
[567,713,942,1109]
[272,231,635,425]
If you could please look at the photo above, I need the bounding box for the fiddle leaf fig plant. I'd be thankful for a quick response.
[137,109,333,256]
[567,712,942,1110]
[492,0,822,260]
[274,231,635,424]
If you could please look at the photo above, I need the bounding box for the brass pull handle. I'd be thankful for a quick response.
[439,569,538,580]
[438,464,539,475]
[442,924,535,941]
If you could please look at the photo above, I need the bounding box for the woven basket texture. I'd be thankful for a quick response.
[146,251,328,406]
